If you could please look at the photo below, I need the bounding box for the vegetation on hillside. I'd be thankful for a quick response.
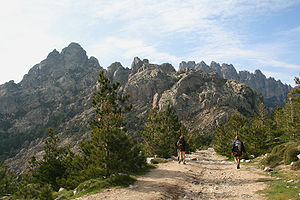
[140,104,187,158]
[3,70,147,199]
[214,77,300,167]
[1,74,299,199]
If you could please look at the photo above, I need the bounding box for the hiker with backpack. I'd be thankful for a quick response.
[232,135,246,169]
[177,135,186,164]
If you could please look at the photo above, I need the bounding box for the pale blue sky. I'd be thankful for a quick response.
[0,0,299,86]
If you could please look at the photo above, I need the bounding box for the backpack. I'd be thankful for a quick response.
[177,140,184,149]
[233,140,242,153]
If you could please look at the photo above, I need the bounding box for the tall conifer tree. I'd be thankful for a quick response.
[141,104,186,158]
[80,70,145,177]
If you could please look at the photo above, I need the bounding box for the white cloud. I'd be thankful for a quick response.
[0,0,299,86]
[0,1,66,84]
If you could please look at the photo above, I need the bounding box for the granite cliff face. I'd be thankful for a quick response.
[179,61,292,108]
[0,43,101,172]
[1,44,267,173]
[157,71,261,131]
[114,60,262,133]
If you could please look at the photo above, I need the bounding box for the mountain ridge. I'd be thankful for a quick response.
[0,43,289,174]
[179,60,292,108]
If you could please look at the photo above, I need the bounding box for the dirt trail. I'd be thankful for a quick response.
[76,148,267,200]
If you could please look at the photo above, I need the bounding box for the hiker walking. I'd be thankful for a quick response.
[177,135,186,164]
[232,135,246,169]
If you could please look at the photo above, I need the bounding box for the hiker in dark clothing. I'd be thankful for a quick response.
[177,135,186,164]
[232,135,246,169]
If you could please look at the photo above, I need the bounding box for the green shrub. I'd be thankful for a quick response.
[284,147,300,165]
[74,175,136,197]
[150,158,168,164]
[12,181,41,200]
[0,163,16,196]
[107,174,136,187]
[262,154,283,168]
[262,142,300,167]
[291,160,300,170]
[271,144,286,156]
[39,184,54,200]
[76,178,109,194]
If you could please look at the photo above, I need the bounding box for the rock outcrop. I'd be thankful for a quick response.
[157,71,261,131]
[179,60,292,108]
[112,58,262,133]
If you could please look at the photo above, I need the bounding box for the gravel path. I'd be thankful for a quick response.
[76,148,267,200]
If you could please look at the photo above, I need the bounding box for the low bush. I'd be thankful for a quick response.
[261,142,300,167]
[12,182,44,200]
[76,178,109,194]
[151,158,168,164]
[271,144,286,156]
[262,154,283,168]
[107,174,136,187]
[291,160,300,170]
[72,175,136,198]
[39,184,54,200]
[284,147,300,165]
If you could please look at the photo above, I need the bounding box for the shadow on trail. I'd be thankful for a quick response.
[133,167,188,199]
[142,167,186,180]
[132,179,185,199]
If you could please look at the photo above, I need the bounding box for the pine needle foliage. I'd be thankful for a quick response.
[28,128,73,191]
[213,111,247,157]
[80,70,145,177]
[0,162,16,196]
[141,104,187,158]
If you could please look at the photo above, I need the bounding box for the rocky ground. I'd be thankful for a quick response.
[76,148,267,200]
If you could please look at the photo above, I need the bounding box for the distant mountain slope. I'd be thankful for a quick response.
[0,43,101,162]
[179,61,292,108]
[1,43,264,173]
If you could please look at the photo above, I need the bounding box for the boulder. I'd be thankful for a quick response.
[263,167,273,172]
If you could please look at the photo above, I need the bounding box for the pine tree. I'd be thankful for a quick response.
[29,128,72,191]
[0,162,16,197]
[284,77,300,140]
[80,70,145,177]
[214,111,247,156]
[141,104,186,158]
[244,103,271,155]
[213,124,232,156]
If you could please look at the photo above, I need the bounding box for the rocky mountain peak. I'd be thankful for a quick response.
[108,62,124,72]
[254,69,265,78]
[159,63,176,75]
[61,42,88,65]
[107,62,130,85]
[131,57,143,73]
[46,49,60,59]
[0,80,19,96]
[177,60,292,108]
[179,61,196,70]
[19,42,101,89]
[199,61,208,67]
[221,63,239,80]
[210,61,220,68]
